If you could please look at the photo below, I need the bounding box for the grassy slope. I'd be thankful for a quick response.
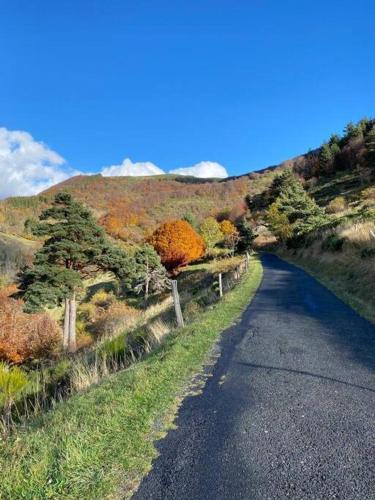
[278,172,375,324]
[0,256,262,499]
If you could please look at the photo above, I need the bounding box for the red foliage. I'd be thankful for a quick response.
[148,219,205,271]
[0,287,61,364]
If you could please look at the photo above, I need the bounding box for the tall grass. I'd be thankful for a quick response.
[0,256,262,498]
[1,255,251,432]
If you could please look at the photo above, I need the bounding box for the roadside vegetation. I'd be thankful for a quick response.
[250,117,375,323]
[0,114,374,495]
[0,189,256,435]
[0,255,262,499]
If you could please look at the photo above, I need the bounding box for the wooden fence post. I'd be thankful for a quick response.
[218,273,223,297]
[171,280,184,327]
[245,251,250,270]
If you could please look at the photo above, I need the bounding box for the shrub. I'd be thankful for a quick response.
[90,301,142,339]
[182,301,202,322]
[219,219,236,236]
[149,219,205,271]
[90,290,116,309]
[321,234,346,252]
[326,196,347,214]
[0,291,61,364]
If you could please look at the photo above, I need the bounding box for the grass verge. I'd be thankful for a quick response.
[0,256,262,499]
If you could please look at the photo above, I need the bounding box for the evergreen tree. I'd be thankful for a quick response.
[344,121,363,139]
[328,134,341,147]
[18,192,134,352]
[269,173,326,245]
[236,218,254,252]
[268,169,296,203]
[365,126,375,171]
[133,244,169,303]
[319,143,334,174]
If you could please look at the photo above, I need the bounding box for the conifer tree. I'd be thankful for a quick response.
[236,219,254,252]
[267,172,326,245]
[365,126,375,171]
[18,192,134,352]
[319,143,334,174]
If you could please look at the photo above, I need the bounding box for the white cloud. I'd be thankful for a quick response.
[101,158,228,179]
[169,161,228,178]
[0,127,76,199]
[0,126,229,199]
[101,158,165,177]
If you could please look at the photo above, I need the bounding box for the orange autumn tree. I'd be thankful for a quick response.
[149,219,205,271]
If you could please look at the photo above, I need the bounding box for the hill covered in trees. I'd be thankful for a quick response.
[0,117,374,283]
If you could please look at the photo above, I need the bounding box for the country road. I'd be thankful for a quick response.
[134,254,375,500]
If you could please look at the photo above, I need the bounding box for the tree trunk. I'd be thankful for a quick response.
[145,277,150,304]
[63,298,70,351]
[68,292,77,353]
[171,280,184,327]
[144,257,149,304]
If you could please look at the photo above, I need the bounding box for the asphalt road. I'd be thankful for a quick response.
[133,254,375,500]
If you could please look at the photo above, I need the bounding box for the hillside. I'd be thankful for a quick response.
[0,117,374,285]
[0,170,277,242]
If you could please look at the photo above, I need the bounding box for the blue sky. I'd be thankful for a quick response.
[0,0,374,195]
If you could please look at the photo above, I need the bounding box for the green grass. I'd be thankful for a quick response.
[0,256,262,499]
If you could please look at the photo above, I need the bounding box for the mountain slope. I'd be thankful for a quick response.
[0,169,279,242]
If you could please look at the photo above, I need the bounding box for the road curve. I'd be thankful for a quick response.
[134,254,375,500]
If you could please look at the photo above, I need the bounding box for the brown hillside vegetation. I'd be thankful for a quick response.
[0,171,277,241]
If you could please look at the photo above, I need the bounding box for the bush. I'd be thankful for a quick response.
[321,234,346,252]
[182,301,202,322]
[90,290,116,308]
[326,196,347,213]
[0,290,61,364]
[90,301,142,339]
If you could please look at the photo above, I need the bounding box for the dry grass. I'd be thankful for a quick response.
[339,221,375,246]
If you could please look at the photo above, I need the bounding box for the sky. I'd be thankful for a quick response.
[0,0,374,197]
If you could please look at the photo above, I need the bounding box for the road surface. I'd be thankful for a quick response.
[134,254,375,499]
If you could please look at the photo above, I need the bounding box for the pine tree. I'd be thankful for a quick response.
[236,219,254,252]
[18,192,134,352]
[270,173,326,245]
